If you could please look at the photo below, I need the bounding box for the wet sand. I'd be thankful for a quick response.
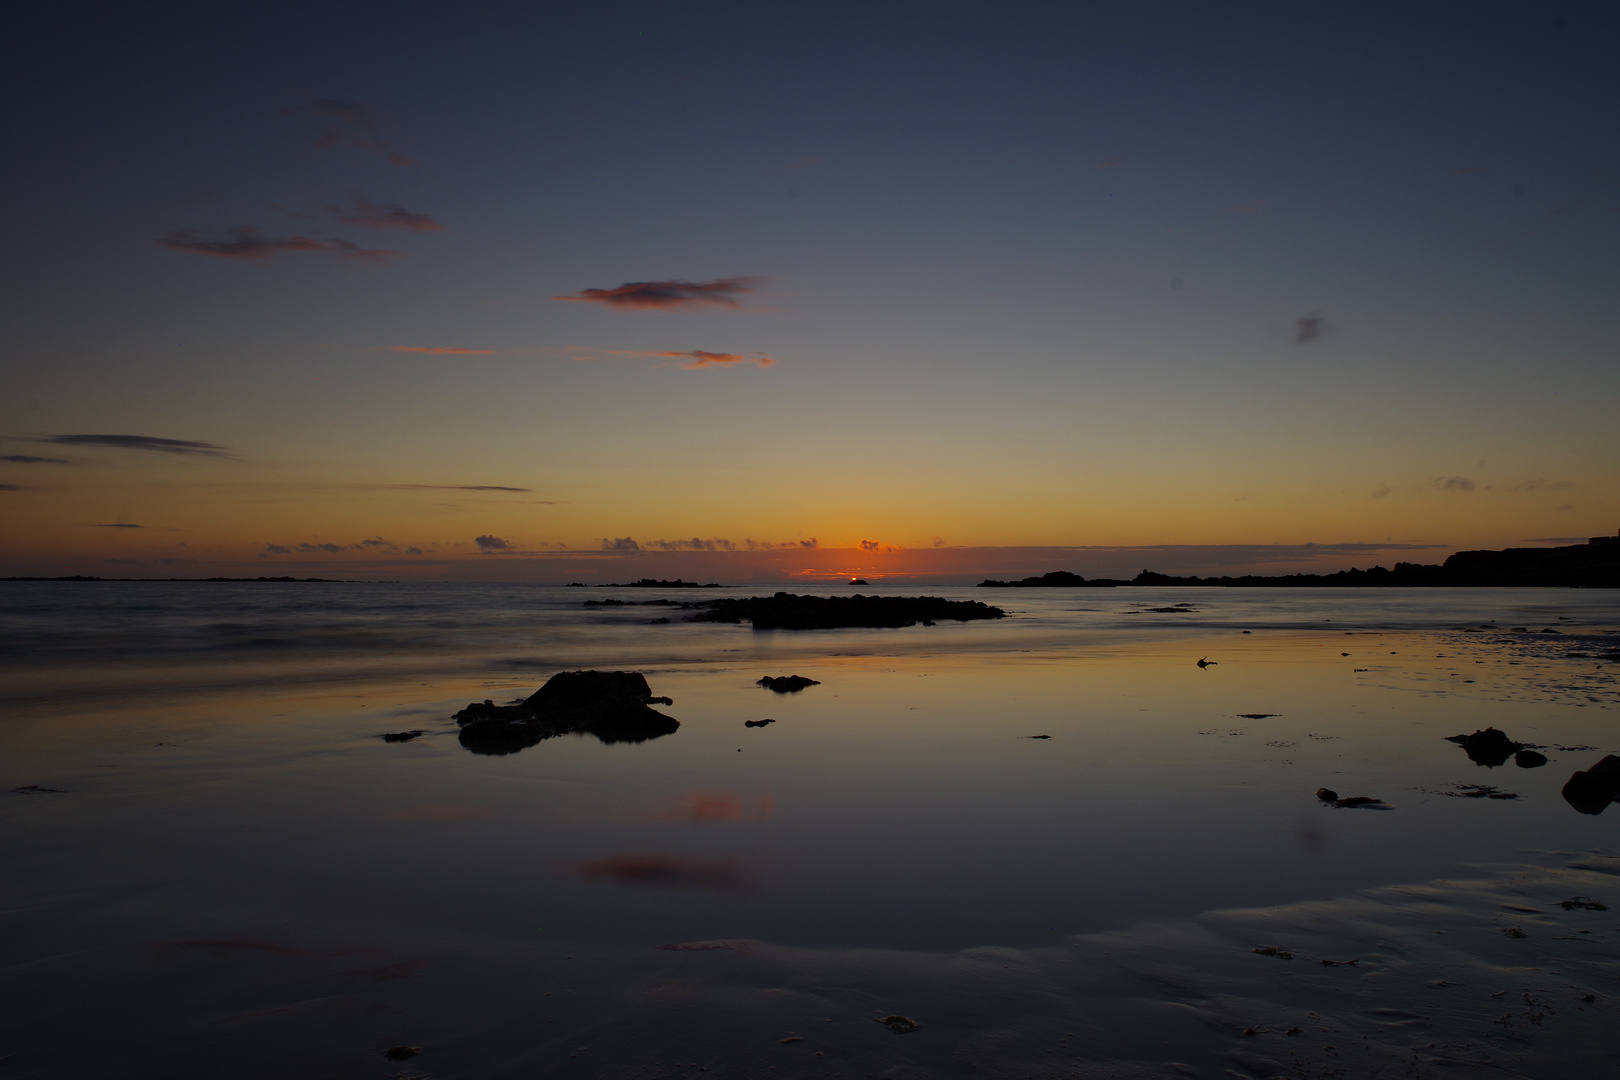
[2,622,1617,1077]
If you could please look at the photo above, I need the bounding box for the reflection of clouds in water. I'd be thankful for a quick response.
[655,790,774,823]
[569,854,754,892]
[387,804,492,822]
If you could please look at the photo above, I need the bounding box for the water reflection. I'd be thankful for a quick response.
[654,791,774,823]
[568,854,754,892]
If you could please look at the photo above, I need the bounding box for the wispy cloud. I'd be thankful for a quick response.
[611,349,775,370]
[327,194,442,231]
[1370,485,1392,499]
[1293,313,1328,343]
[602,537,640,551]
[475,534,511,551]
[859,538,880,551]
[309,98,413,167]
[0,483,25,491]
[392,484,531,492]
[1431,476,1477,492]
[1513,478,1575,492]
[1,455,70,464]
[643,537,737,551]
[155,227,398,262]
[553,277,759,311]
[386,346,496,355]
[262,536,409,554]
[43,434,230,456]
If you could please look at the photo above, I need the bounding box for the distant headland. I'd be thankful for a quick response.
[980,532,1620,589]
[0,575,345,583]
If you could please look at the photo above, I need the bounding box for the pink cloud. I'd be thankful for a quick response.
[552,277,759,311]
[328,194,443,231]
[155,227,397,262]
[611,349,775,370]
[309,98,413,166]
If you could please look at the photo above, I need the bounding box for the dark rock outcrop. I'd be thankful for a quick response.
[1561,755,1620,815]
[1445,727,1523,768]
[453,670,678,755]
[685,592,1005,630]
[758,675,820,693]
[599,579,722,588]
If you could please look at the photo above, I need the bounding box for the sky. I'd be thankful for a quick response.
[2,0,1617,582]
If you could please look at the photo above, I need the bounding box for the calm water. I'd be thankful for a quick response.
[2,581,1618,955]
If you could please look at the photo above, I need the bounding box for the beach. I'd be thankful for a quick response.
[2,582,1618,1078]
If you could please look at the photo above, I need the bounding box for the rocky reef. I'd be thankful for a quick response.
[684,592,1006,630]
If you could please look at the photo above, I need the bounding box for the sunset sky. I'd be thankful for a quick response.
[2,1,1616,581]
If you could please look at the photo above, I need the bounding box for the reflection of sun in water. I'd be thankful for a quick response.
[656,790,774,823]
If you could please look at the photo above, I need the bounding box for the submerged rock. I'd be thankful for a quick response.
[1515,749,1549,768]
[452,670,679,755]
[758,675,820,693]
[382,730,425,743]
[1445,727,1523,768]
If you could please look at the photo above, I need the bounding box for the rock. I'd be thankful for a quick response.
[686,592,1005,630]
[453,670,679,755]
[1196,657,1216,668]
[758,675,820,693]
[1332,796,1389,808]
[383,1046,420,1061]
[1315,788,1339,802]
[1444,727,1523,767]
[1515,749,1548,768]
[1561,755,1620,815]
[876,1015,919,1034]
[649,617,670,624]
[744,719,775,728]
[382,730,425,742]
[848,578,868,585]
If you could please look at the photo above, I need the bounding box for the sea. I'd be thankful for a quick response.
[2,581,1618,1076]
